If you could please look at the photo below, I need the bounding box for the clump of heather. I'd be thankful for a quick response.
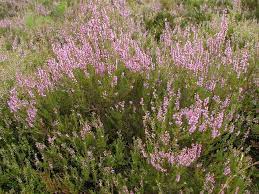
[0,0,258,193]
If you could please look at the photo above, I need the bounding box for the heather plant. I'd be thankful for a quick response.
[144,11,175,41]
[0,0,258,193]
[0,0,75,95]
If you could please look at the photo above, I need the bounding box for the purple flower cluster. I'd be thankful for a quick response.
[137,138,202,172]
[0,19,12,28]
[161,14,249,80]
[150,143,202,172]
[7,88,23,113]
[7,1,250,132]
[173,94,229,138]
[7,0,150,126]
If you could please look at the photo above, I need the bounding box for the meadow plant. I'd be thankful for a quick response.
[0,0,258,193]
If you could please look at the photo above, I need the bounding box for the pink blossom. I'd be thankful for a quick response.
[80,122,92,138]
[160,131,170,146]
[26,105,37,127]
[212,129,220,138]
[177,144,202,167]
[0,19,12,28]
[7,88,26,113]
[224,166,231,176]
[204,172,215,193]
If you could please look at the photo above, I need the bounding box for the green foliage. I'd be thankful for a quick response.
[25,14,53,29]
[145,11,174,41]
[241,0,259,20]
[51,1,67,18]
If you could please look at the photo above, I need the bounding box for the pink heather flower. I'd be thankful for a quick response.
[221,98,230,109]
[36,68,52,96]
[0,19,12,28]
[211,112,224,130]
[175,94,203,133]
[157,107,164,122]
[16,73,36,98]
[157,96,170,122]
[224,166,231,176]
[161,22,172,47]
[212,129,220,138]
[204,172,215,193]
[112,0,131,18]
[150,152,167,172]
[36,4,50,16]
[48,135,56,145]
[36,142,46,150]
[233,0,241,12]
[144,144,202,172]
[151,1,162,12]
[111,76,118,87]
[173,94,230,137]
[26,105,37,127]
[166,81,173,97]
[160,131,170,146]
[224,41,233,64]
[197,77,204,86]
[199,123,207,132]
[212,95,221,103]
[173,112,183,126]
[0,53,8,62]
[80,122,91,138]
[168,153,175,165]
[136,139,148,158]
[204,97,210,106]
[167,14,249,79]
[205,80,216,92]
[177,144,202,167]
[163,96,169,113]
[229,123,235,133]
[8,88,23,113]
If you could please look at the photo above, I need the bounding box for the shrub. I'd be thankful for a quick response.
[0,0,258,193]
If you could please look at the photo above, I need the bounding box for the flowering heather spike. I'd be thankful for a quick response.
[7,0,145,122]
[0,19,12,28]
[26,104,37,127]
[150,152,167,172]
[80,122,92,138]
[161,22,172,47]
[112,0,131,17]
[204,172,215,193]
[138,133,202,171]
[211,129,220,139]
[0,53,8,62]
[177,144,202,167]
[160,131,170,146]
[36,68,53,96]
[16,73,36,97]
[8,88,23,113]
[36,4,49,16]
[224,166,231,176]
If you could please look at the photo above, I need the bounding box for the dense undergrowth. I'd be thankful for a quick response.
[0,0,258,193]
